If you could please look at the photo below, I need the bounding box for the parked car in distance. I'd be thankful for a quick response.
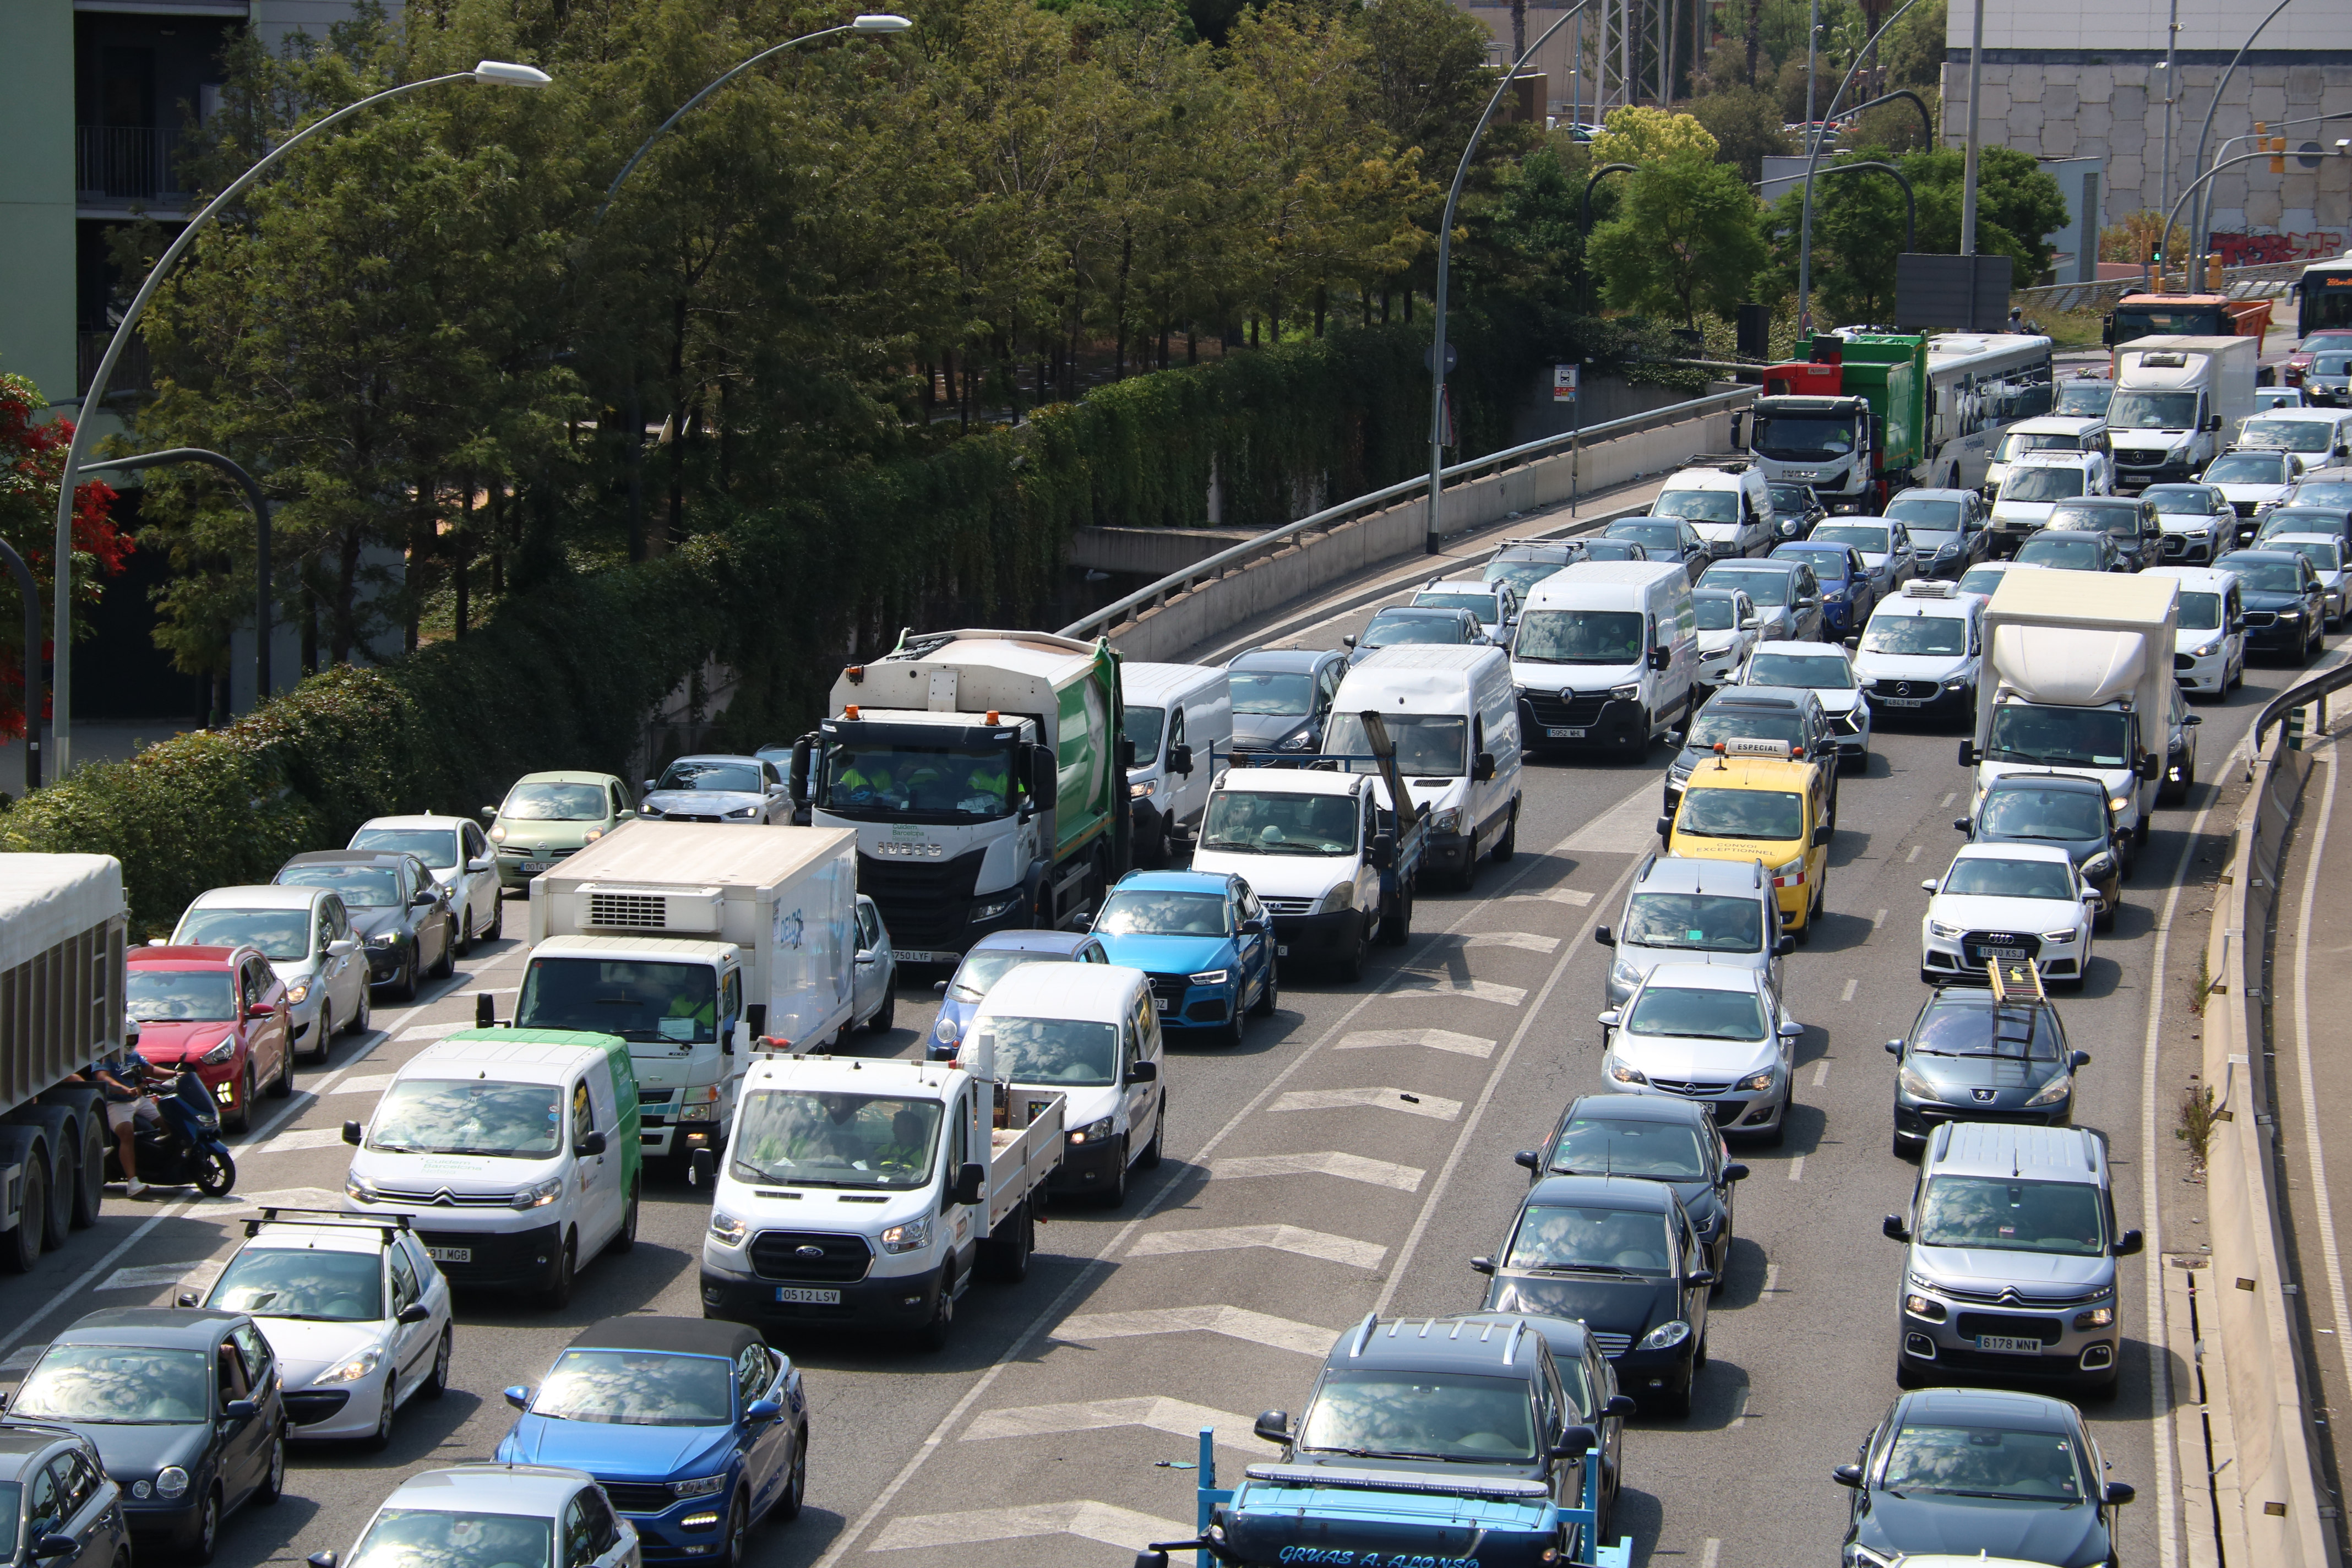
[1224,645,1348,756]
[1342,605,1485,665]
[1960,770,2129,921]
[927,929,1112,1060]
[481,771,636,892]
[1881,488,1990,579]
[1516,1093,1749,1283]
[274,851,456,1003]
[127,943,292,1134]
[1917,843,2099,990]
[349,813,503,951]
[311,1464,641,1568]
[2140,482,2234,563]
[640,755,792,825]
[169,884,368,1060]
[1602,517,1709,581]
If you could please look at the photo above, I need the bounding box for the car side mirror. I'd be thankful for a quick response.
[397,1301,432,1325]
[1469,1255,1496,1275]
[476,992,498,1028]
[643,779,657,793]
[411,890,436,907]
[2206,415,2224,433]
[1123,1059,1158,1085]
[1074,912,1093,930]
[1025,745,1060,809]
[1953,816,1970,831]
[1473,750,1498,783]
[1885,1038,1903,1055]
[1647,646,1672,671]
[1723,1162,1750,1183]
[1550,1423,1600,1461]
[1594,925,1616,947]
[952,1162,986,1206]
[1921,878,1940,894]
[1811,825,1833,846]
[1342,634,1357,648]
[1957,741,1979,766]
[576,1129,608,1157]
[1369,833,1397,870]
[2114,1229,2144,1257]
[30,1538,79,1563]
[308,1554,341,1568]
[1597,1010,1623,1030]
[328,937,359,956]
[1604,1393,1638,1418]
[466,857,493,874]
[2138,752,2162,782]
[2185,713,2202,726]
[478,808,498,824]
[1513,1148,1542,1171]
[342,1120,364,1146]
[1883,1214,1911,1241]
[177,1288,203,1308]
[1833,1463,1865,1489]
[1775,935,1796,956]
[689,1148,716,1189]
[617,809,638,822]
[2105,1482,2138,1506]
[933,980,949,994]
[224,1398,259,1420]
[1168,744,1194,776]
[2082,889,2104,903]
[1778,1021,1804,1039]
[1654,816,1673,840]
[745,1398,783,1423]
[504,1385,533,1412]
[247,1003,274,1020]
[1253,1410,1292,1445]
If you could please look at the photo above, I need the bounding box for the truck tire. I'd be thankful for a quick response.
[986,1199,1033,1281]
[15,1108,74,1251]
[70,1117,104,1230]
[0,1140,48,1273]
[917,1265,956,1352]
[1492,801,1518,863]
[1337,913,1368,982]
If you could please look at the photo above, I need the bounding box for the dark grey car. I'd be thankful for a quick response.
[2039,496,2163,571]
[275,851,457,1002]
[1483,538,1592,600]
[1886,987,2086,1157]
[1515,1093,1750,1283]
[1959,771,2128,924]
[1664,686,1839,822]
[0,1425,131,1568]
[1697,559,1825,642]
[1882,488,1990,579]
[1224,646,1348,755]
[1603,518,1709,582]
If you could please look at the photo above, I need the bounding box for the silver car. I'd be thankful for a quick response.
[1597,961,1803,1146]
[170,884,371,1059]
[640,754,793,824]
[350,814,504,951]
[1596,853,1791,1009]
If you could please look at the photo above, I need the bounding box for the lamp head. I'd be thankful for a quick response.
[472,60,553,85]
[852,13,914,30]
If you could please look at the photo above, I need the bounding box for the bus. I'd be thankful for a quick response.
[2296,253,2352,339]
[1920,332,2057,492]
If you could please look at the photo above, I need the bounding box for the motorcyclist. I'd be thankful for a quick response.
[88,1043,165,1199]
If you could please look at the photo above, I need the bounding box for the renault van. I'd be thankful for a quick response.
[1324,645,1524,888]
[1511,561,1698,754]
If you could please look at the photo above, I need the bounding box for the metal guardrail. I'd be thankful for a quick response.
[1057,386,1757,641]
[2015,257,2312,317]
[2253,652,2352,750]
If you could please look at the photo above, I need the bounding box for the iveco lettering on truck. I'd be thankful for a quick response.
[791,629,1129,965]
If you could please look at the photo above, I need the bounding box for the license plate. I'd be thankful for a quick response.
[1978,1334,2043,1354]
[1974,945,2027,961]
[775,1287,840,1305]
[895,950,962,965]
[1548,727,1587,739]
[520,861,551,875]
[427,1247,471,1264]
[1882,696,1926,708]
[1153,998,1170,1012]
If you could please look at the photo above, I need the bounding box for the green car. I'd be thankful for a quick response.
[482,771,638,892]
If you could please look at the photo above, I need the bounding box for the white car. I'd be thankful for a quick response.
[1953,559,2044,601]
[324,1464,640,1568]
[1736,640,1871,767]
[1984,416,2110,498]
[1807,518,1919,598]
[1989,453,2108,542]
[2253,385,2308,411]
[2200,449,2298,539]
[851,894,899,1033]
[1850,578,1984,728]
[350,814,503,951]
[2259,533,2350,627]
[1691,586,1761,688]
[2143,565,2246,696]
[1412,578,1519,643]
[187,1209,453,1447]
[640,754,793,825]
[1918,842,2100,990]
[170,884,372,1060]
[1598,961,1803,1146]
[2235,407,2352,473]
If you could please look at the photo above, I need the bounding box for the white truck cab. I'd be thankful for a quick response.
[1191,764,1396,978]
[965,962,1163,1207]
[1653,458,1776,560]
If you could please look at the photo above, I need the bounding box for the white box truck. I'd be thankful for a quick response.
[0,854,126,1271]
[694,1043,1064,1349]
[2107,336,2260,488]
[508,822,859,1162]
[1961,570,2181,852]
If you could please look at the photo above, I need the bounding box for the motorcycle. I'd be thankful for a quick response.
[102,1069,236,1197]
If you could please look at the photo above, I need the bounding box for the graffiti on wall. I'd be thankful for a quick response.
[2210,231,2350,267]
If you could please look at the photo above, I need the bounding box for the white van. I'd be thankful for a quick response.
[965,962,1164,1207]
[1120,662,1233,865]
[341,1030,642,1308]
[2143,565,2246,695]
[1324,645,1523,889]
[1510,560,1698,755]
[1985,415,2111,497]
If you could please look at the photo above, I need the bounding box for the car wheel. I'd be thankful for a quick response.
[364,1375,396,1451]
[432,922,458,979]
[225,1060,255,1135]
[455,902,475,957]
[779,1428,808,1522]
[423,1325,452,1398]
[868,983,896,1034]
[486,895,504,943]
[267,1037,293,1098]
[1337,911,1369,982]
[184,1488,222,1564]
[1456,825,1480,891]
[1138,1095,1166,1170]
[257,1422,286,1502]
[340,985,371,1047]
[716,1490,750,1568]
[2,1153,45,1272]
[1250,958,1277,1019]
[390,952,418,1003]
[1492,801,1519,862]
[917,1265,956,1352]
[1378,879,1413,946]
[609,1182,639,1254]
[1099,1137,1131,1209]
[541,1231,576,1309]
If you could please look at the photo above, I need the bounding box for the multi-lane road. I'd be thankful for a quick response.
[1,507,2319,1568]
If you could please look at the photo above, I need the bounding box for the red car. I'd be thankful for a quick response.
[126,944,293,1134]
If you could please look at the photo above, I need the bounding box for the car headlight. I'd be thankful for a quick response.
[1770,856,1804,882]
[1609,683,1642,701]
[1733,1069,1776,1093]
[677,1098,718,1122]
[199,1033,239,1065]
[1430,808,1463,834]
[1317,883,1354,913]
[1904,1294,1948,1321]
[347,1173,379,1204]
[1926,918,1962,938]
[2191,641,2219,657]
[1898,1061,1939,1099]
[1610,958,1643,988]
[2109,796,2133,813]
[1277,729,1316,750]
[2024,1074,2074,1107]
[2041,927,2082,943]
[709,1211,747,1246]
[1189,968,1229,986]
[364,932,399,949]
[582,827,605,844]
[1069,1115,1116,1146]
[725,805,759,820]
[672,1473,731,1499]
[511,1175,565,1210]
[285,981,311,1005]
[1636,1320,1692,1352]
[2073,1304,2116,1329]
[2081,852,2114,878]
[1608,1059,1648,1086]
[880,1215,933,1254]
[155,1467,189,1499]
[318,1346,385,1385]
[640,805,664,819]
[488,824,507,843]
[1130,779,1157,799]
[971,895,1022,922]
[1943,678,1969,692]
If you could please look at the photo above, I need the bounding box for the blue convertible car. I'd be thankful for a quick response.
[1087,870,1277,1046]
[495,1316,804,1567]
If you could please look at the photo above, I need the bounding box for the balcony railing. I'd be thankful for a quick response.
[78,332,153,397]
[76,126,191,204]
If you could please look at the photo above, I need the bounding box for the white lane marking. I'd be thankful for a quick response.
[1701,1540,1722,1568]
[868,1501,1190,1555]
[1839,978,1858,1003]
[1506,888,1595,907]
[328,1073,397,1096]
[1871,907,1888,932]
[1788,1155,1805,1182]
[2288,757,2352,1409]
[244,1128,351,1156]
[1906,845,1921,863]
[396,1022,470,1043]
[1388,973,1528,1006]
[0,1348,40,1374]
[96,1263,198,1292]
[1811,1059,1830,1088]
[1940,792,1956,808]
[962,1396,1259,1452]
[1271,1086,1462,1121]
[1211,1151,1424,1191]
[1762,1263,1782,1296]
[1054,1305,1335,1359]
[1129,1225,1387,1271]
[1729,1389,1749,1430]
[1456,932,1562,953]
[1335,1028,1496,1058]
[1553,788,1664,856]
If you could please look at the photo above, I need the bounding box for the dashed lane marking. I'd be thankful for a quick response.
[962,1396,1260,1453]
[329,1073,397,1096]
[1788,1155,1805,1182]
[97,1263,200,1292]
[1388,974,1528,1006]
[1701,1539,1722,1568]
[1762,1263,1782,1296]
[867,1501,1190,1555]
[1211,1151,1424,1191]
[1505,887,1595,908]
[1940,792,1956,808]
[1812,1059,1830,1087]
[1871,908,1888,933]
[1452,932,1562,954]
[1128,1224,1387,1271]
[1270,1086,1462,1120]
[395,1021,472,1042]
[1840,978,1857,1004]
[1730,1388,1750,1430]
[1334,1028,1496,1058]
[0,1348,40,1374]
[1907,845,1921,863]
[242,1127,352,1156]
[1552,788,1665,856]
[1053,1305,1336,1359]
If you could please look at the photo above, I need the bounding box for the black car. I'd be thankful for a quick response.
[1224,645,1348,755]
[1473,1174,1713,1415]
[1697,559,1826,643]
[6,1308,286,1561]
[2216,547,2326,661]
[2255,503,2352,552]
[1516,1095,1749,1284]
[1766,482,1827,542]
[1882,488,1992,579]
[0,1424,131,1568]
[1836,1387,2133,1568]
[1342,605,1484,666]
[1484,538,1592,599]
[1581,538,1652,563]
[1887,987,2088,1158]
[1602,518,1708,582]
[2038,496,2163,572]
[275,851,457,1001]
[1664,687,1839,823]
[1960,771,2128,922]
[2011,529,2123,574]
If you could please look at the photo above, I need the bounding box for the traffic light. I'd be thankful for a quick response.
[2269,136,2287,173]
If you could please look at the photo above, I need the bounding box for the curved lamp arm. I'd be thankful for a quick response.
[1795,0,1924,333]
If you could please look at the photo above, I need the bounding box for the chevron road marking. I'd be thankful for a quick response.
[1387,974,1528,1006]
[962,1395,1260,1453]
[1210,1150,1424,1191]
[1128,1224,1386,1271]
[1053,1304,1337,1358]
[1333,1028,1496,1058]
[867,1500,1190,1555]
[1447,931,1562,954]
[242,1127,351,1156]
[1270,1086,1462,1120]
[1505,887,1596,907]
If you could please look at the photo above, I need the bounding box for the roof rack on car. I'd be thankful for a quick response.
[1986,955,2048,1005]
[245,1206,414,1241]
[1901,579,1958,598]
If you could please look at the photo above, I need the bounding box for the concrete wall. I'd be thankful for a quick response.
[1068,527,1259,578]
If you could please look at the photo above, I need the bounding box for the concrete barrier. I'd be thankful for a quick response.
[2197,726,2339,1568]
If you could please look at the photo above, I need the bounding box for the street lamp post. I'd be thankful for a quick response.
[45,58,552,781]
[79,449,273,709]
[2160,143,2352,265]
[1796,0,1925,334]
[1425,0,1598,552]
[2184,0,2297,266]
[0,542,39,791]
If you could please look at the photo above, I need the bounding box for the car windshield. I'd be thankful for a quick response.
[1122,705,1167,759]
[1322,712,1470,776]
[1768,486,1814,512]
[2044,504,2138,536]
[2204,454,2290,484]
[2262,512,2347,538]
[1914,1002,2062,1061]
[1678,787,1804,842]
[732,1091,941,1189]
[1687,707,1806,750]
[12,1345,209,1424]
[1863,613,1968,656]
[946,949,1065,1003]
[2144,487,2214,514]
[1880,1423,2088,1500]
[1708,569,1791,606]
[2015,535,2103,569]
[1607,521,1685,551]
[351,828,460,870]
[368,1079,563,1159]
[1654,489,1739,524]
[1415,592,1501,620]
[1487,558,1569,596]
[1513,609,1646,663]
[2175,591,2223,631]
[1549,1117,1710,1178]
[2222,557,2305,593]
[1942,857,2076,899]
[1981,787,2106,841]
[1917,1175,2105,1256]
[1812,524,1891,553]
[279,864,400,908]
[1229,670,1313,716]
[1693,595,1741,631]
[821,737,1014,819]
[2242,418,2334,452]
[1364,612,1466,646]
[1621,891,1763,954]
[2280,541,2344,572]
[1297,1370,1537,1462]
[2055,382,2114,417]
[1984,704,2131,767]
[1746,652,1850,689]
[658,760,763,794]
[1096,890,1231,937]
[1996,430,2086,461]
[1505,1203,1675,1273]
[1956,566,2009,597]
[2316,355,2352,375]
[518,957,718,1045]
[1885,498,1962,528]
[352,1509,553,1568]
[1751,413,1855,460]
[2001,466,2088,503]
[210,1245,383,1322]
[174,902,313,963]
[1624,985,1767,1040]
[532,1349,733,1427]
[500,783,607,821]
[126,968,238,1022]
[1199,790,1357,856]
[2289,482,2352,509]
[2109,390,2198,429]
[978,1016,1120,1087]
[1583,541,1647,561]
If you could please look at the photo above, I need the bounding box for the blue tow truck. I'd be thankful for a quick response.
[1133,1313,1636,1568]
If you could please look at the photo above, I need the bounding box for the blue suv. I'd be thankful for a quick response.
[1087,870,1277,1046]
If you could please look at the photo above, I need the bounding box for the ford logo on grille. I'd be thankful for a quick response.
[794,1244,825,1260]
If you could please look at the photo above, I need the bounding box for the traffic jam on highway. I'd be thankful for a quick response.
[2,291,2351,1568]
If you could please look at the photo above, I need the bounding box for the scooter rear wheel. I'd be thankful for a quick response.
[193,1149,235,1197]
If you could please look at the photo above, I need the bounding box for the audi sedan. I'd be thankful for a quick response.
[2141,482,2234,563]
[1918,843,2099,990]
